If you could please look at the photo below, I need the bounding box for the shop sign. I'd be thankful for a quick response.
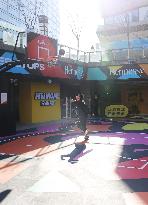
[110,67,144,79]
[24,58,58,71]
[23,63,45,71]
[64,65,78,75]
[105,105,128,117]
[34,92,60,106]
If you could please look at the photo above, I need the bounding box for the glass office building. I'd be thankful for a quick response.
[97,1,148,50]
[0,0,60,47]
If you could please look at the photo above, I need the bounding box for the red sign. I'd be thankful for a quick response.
[27,32,57,62]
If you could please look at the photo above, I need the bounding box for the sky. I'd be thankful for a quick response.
[59,0,104,51]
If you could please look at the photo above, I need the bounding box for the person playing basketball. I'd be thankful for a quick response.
[73,93,89,141]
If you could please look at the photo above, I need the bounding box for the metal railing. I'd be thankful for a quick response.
[58,44,148,64]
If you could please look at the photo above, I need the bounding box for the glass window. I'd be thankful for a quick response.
[104,16,114,25]
[0,30,3,41]
[129,9,139,22]
[139,6,148,21]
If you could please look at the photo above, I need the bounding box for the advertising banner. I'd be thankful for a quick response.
[0,50,85,80]
[87,63,148,80]
[1,46,148,81]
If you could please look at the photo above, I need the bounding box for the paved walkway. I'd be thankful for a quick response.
[0,118,148,205]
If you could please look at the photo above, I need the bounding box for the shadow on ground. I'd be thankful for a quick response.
[0,190,11,203]
[61,142,93,164]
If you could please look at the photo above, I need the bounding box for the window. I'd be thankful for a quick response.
[139,6,148,21]
[130,9,139,22]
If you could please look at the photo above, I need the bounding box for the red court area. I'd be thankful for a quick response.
[0,134,52,155]
[87,124,112,132]
[116,157,148,179]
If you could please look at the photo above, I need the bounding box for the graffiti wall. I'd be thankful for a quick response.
[0,50,29,74]
[87,63,148,80]
[1,46,148,81]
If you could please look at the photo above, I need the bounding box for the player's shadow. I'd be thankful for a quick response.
[61,142,92,164]
[0,189,11,203]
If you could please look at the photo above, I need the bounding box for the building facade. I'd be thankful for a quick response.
[93,0,148,119]
[0,0,61,136]
[97,0,148,61]
[1,0,148,137]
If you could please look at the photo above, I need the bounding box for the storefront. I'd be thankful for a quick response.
[19,80,61,123]
[0,48,88,136]
[1,31,148,136]
[1,54,148,136]
[87,62,148,117]
[0,75,16,136]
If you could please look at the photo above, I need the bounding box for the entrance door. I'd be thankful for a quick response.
[0,77,16,136]
[128,88,144,115]
[61,97,73,119]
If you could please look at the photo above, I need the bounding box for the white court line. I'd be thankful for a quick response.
[138,162,148,170]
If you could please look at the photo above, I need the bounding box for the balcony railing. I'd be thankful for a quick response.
[58,44,148,64]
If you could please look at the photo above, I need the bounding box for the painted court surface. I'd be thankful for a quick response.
[0,119,148,205]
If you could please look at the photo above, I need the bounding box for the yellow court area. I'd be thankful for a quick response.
[122,123,148,131]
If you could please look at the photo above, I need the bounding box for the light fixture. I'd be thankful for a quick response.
[59,48,65,56]
[91,45,95,52]
[48,79,52,84]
